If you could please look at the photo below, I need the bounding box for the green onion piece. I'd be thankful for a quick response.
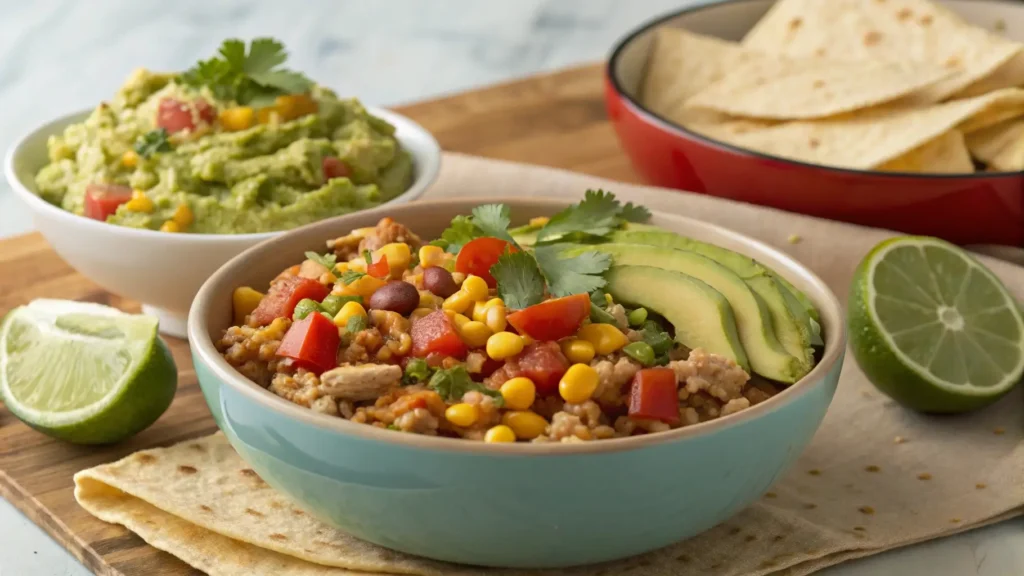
[590,302,618,325]
[628,307,648,327]
[623,341,656,366]
[321,294,362,316]
[292,298,322,321]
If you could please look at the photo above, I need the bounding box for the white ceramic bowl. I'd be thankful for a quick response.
[4,106,440,338]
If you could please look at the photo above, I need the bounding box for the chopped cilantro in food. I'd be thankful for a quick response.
[490,250,545,309]
[636,320,674,365]
[362,250,373,266]
[533,245,610,298]
[339,270,366,285]
[428,366,504,406]
[535,189,651,244]
[134,128,171,158]
[304,251,337,270]
[619,202,653,224]
[432,215,483,254]
[345,315,367,333]
[181,38,314,107]
[403,358,432,385]
[471,204,517,246]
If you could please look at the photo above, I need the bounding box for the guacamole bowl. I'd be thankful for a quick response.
[188,197,845,569]
[5,107,440,338]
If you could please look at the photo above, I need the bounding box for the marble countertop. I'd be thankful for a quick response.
[0,1,1021,575]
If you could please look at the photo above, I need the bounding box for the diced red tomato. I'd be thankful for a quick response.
[628,368,680,424]
[83,183,133,221]
[506,294,590,341]
[424,352,448,368]
[322,156,352,180]
[250,276,329,326]
[367,254,390,279]
[411,310,467,359]
[455,237,516,288]
[156,97,215,133]
[276,312,339,374]
[490,341,569,396]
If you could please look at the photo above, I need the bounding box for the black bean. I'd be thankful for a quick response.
[369,281,420,316]
[423,267,458,298]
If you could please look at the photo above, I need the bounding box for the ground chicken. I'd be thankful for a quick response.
[670,348,749,403]
[269,369,323,408]
[320,364,403,401]
[607,304,629,331]
[359,217,423,254]
[591,357,642,405]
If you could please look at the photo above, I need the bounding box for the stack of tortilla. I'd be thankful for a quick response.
[640,0,1024,173]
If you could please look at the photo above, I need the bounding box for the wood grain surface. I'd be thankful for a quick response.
[0,63,639,576]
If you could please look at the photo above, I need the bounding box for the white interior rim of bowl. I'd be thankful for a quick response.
[3,106,439,243]
[190,196,847,456]
[605,0,1024,179]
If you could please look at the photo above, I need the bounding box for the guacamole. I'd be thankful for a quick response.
[34,69,414,234]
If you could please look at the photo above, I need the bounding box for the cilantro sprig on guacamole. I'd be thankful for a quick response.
[34,37,413,234]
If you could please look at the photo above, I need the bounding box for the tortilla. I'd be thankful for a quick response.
[741,0,1023,102]
[965,118,1024,171]
[699,88,1024,170]
[684,57,952,120]
[874,130,974,173]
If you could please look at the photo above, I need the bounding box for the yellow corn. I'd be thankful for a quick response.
[219,106,255,131]
[232,286,265,325]
[451,272,466,286]
[502,411,548,440]
[172,204,193,228]
[470,300,490,323]
[408,272,424,289]
[577,323,629,355]
[484,302,507,333]
[559,363,599,404]
[451,313,472,329]
[529,216,550,227]
[458,320,492,348]
[486,331,524,360]
[274,93,318,121]
[462,275,489,301]
[444,403,479,427]
[418,290,440,309]
[333,301,368,328]
[410,307,434,320]
[418,245,446,268]
[442,291,473,314]
[520,334,535,346]
[484,424,516,443]
[335,275,386,299]
[376,242,411,278]
[159,220,180,233]
[604,293,614,306]
[560,339,596,364]
[442,309,456,319]
[499,377,536,410]
[121,150,139,168]
[124,190,154,213]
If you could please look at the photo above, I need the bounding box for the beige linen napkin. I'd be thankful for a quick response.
[76,152,1024,576]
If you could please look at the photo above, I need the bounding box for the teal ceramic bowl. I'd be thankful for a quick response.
[188,197,845,569]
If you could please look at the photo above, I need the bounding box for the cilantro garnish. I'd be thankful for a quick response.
[181,38,314,107]
[134,129,171,158]
[533,245,610,298]
[339,270,366,285]
[427,366,504,407]
[490,250,545,309]
[433,215,482,254]
[620,201,652,223]
[534,190,652,244]
[637,320,674,365]
[346,315,367,333]
[304,251,337,270]
[471,204,517,245]
[403,358,432,385]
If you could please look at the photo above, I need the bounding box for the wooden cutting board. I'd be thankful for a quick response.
[0,63,641,576]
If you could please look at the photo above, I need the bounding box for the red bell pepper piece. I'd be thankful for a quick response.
[506,293,590,341]
[628,368,680,424]
[455,237,516,287]
[250,276,329,326]
[322,156,352,180]
[367,254,390,279]
[83,183,133,221]
[411,310,467,359]
[276,312,339,374]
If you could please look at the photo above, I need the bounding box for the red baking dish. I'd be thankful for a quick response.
[605,0,1024,246]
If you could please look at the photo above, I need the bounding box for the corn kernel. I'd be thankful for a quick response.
[529,216,550,227]
[334,275,386,299]
[484,302,507,333]
[333,301,368,328]
[577,323,629,355]
[442,309,456,319]
[159,220,180,233]
[418,245,446,268]
[451,272,466,286]
[121,150,139,168]
[418,290,440,309]
[559,363,599,404]
[125,190,154,213]
[458,320,492,348]
[232,286,264,325]
[451,313,471,329]
[219,106,255,131]
[560,339,596,364]
[274,94,318,121]
[462,275,489,301]
[604,293,614,306]
[484,424,516,443]
[172,204,193,228]
[376,242,411,278]
[499,377,536,410]
[442,291,473,314]
[470,300,490,323]
[410,307,434,320]
[444,403,479,427]
[502,411,548,440]
[486,331,524,360]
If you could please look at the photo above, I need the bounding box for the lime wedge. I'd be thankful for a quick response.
[0,300,177,444]
[848,237,1024,413]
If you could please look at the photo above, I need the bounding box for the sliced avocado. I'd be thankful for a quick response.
[604,265,749,371]
[608,228,816,367]
[570,243,809,382]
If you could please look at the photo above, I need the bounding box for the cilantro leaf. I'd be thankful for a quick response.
[134,128,172,158]
[346,315,367,333]
[304,251,337,270]
[471,204,516,245]
[638,320,674,359]
[339,270,366,285]
[362,250,373,266]
[620,202,652,223]
[437,215,482,254]
[534,245,611,298]
[536,190,624,243]
[427,366,504,407]
[403,358,432,385]
[250,69,314,94]
[180,38,312,106]
[489,250,545,309]
[243,38,287,73]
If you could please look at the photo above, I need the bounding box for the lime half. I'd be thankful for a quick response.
[0,300,177,444]
[848,237,1024,413]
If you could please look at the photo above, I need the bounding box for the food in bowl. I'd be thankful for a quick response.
[33,38,412,234]
[216,192,823,443]
[639,0,1024,173]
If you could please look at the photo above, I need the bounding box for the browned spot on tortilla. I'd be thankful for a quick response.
[920,14,934,26]
[240,468,260,478]
[198,505,213,513]
[809,138,821,149]
[269,533,289,541]
[745,534,757,542]
[292,509,305,517]
[894,436,907,444]
[710,563,723,570]
[178,465,197,475]
[135,453,157,464]
[815,47,827,57]
[189,443,205,452]
[728,526,742,536]
[994,18,1007,32]
[268,500,284,509]
[896,8,913,21]
[789,17,803,30]
[945,56,962,69]
[774,534,786,542]
[950,518,962,524]
[854,526,866,532]
[812,79,826,89]
[764,491,778,499]
[675,554,692,563]
[994,427,1006,435]
[918,472,932,480]
[808,469,822,476]
[760,560,777,569]
[859,505,876,515]
[976,483,987,490]
[863,30,883,46]
[804,503,818,509]
[865,465,881,472]
[245,508,264,517]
